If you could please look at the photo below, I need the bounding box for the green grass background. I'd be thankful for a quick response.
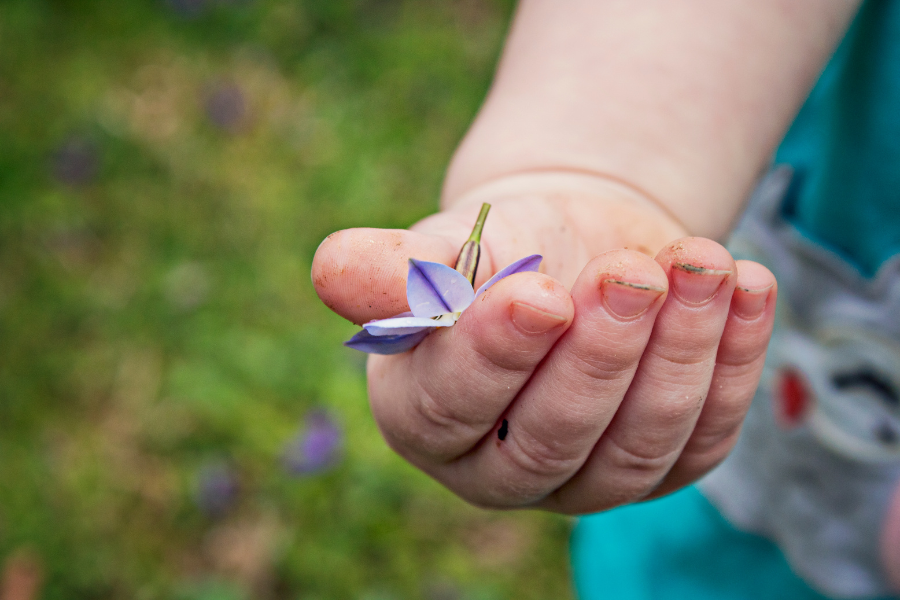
[0,1,574,598]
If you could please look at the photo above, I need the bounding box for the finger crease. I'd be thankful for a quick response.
[411,373,480,435]
[645,345,717,370]
[566,348,640,385]
[505,427,585,479]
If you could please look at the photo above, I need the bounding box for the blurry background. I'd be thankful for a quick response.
[0,1,573,598]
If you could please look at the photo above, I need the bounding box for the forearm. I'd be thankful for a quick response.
[443,0,857,239]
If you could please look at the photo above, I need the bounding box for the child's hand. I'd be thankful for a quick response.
[313,192,776,514]
[310,0,854,515]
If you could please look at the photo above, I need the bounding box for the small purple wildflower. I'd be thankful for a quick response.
[283,411,343,475]
[345,254,542,355]
[205,82,247,133]
[52,137,98,186]
[195,461,239,518]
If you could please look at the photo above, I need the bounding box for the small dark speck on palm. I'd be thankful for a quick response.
[497,419,509,441]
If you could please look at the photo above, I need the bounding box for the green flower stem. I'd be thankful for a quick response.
[454,203,491,286]
[468,202,491,243]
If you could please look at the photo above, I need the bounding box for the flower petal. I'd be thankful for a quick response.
[363,316,453,336]
[407,259,475,317]
[344,328,432,355]
[475,254,543,298]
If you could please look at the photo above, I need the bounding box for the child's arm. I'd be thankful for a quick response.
[445,0,856,239]
[313,0,857,513]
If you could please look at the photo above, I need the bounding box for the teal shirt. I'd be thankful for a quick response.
[778,0,900,277]
[573,487,871,600]
[574,2,900,598]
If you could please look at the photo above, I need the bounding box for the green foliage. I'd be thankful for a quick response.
[0,1,573,598]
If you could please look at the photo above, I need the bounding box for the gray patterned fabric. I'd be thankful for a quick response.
[701,167,900,598]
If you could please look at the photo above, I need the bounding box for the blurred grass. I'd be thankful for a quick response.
[0,1,574,598]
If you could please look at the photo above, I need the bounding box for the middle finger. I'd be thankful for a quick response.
[438,248,668,507]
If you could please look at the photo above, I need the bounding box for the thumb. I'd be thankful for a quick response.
[311,224,465,326]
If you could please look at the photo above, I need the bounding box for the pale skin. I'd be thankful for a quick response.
[312,0,859,514]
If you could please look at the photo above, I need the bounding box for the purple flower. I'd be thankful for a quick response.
[52,137,98,186]
[345,254,543,355]
[205,82,248,133]
[283,411,343,475]
[194,461,239,518]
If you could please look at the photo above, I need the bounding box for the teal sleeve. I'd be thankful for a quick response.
[777,0,900,277]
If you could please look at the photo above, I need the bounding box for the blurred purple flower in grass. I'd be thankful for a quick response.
[283,410,343,475]
[205,82,248,133]
[52,137,98,186]
[345,254,542,355]
[195,461,239,518]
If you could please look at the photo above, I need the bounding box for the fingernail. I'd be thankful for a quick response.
[732,284,773,319]
[672,263,731,305]
[511,301,568,334]
[601,279,665,318]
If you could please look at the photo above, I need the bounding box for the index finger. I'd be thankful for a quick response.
[367,271,574,466]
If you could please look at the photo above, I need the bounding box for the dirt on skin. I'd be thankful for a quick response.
[311,228,456,325]
[660,237,735,274]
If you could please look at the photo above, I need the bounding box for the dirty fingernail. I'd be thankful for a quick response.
[672,263,731,305]
[732,284,773,319]
[511,301,568,334]
[601,279,665,318]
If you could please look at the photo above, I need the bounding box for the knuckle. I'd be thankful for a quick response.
[564,343,641,384]
[469,341,535,379]
[404,385,473,454]
[704,374,758,420]
[413,376,466,431]
[505,427,584,480]
[682,425,741,463]
[648,343,716,370]
[373,375,477,462]
[716,340,769,370]
[602,433,680,485]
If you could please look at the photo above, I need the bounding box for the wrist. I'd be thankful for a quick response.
[444,170,688,248]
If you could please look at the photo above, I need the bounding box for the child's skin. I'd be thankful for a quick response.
[312,0,859,514]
